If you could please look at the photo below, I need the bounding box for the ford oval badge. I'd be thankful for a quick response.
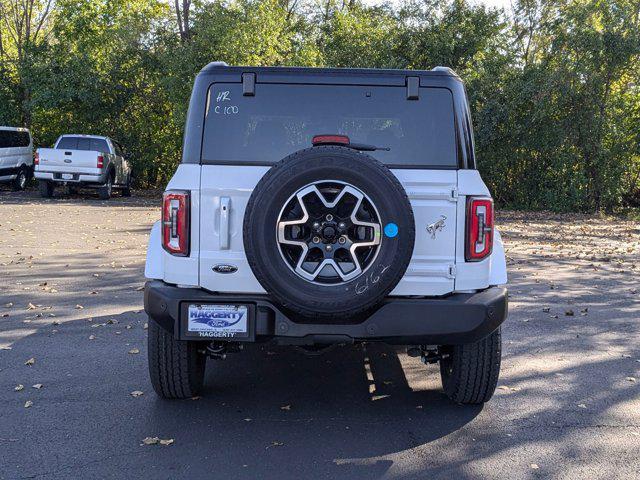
[213,264,238,274]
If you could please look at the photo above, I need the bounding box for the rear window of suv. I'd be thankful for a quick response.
[57,137,110,153]
[202,84,457,168]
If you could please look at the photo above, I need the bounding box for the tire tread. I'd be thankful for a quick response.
[440,327,501,404]
[148,319,205,399]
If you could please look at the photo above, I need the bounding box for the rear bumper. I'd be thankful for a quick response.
[144,280,508,345]
[34,171,106,184]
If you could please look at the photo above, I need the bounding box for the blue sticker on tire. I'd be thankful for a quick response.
[384,223,398,238]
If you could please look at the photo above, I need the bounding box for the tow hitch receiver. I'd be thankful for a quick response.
[407,346,449,364]
[202,342,243,360]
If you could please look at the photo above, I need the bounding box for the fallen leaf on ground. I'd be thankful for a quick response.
[89,335,96,340]
[14,384,24,391]
[267,441,284,449]
[577,403,587,409]
[130,390,144,397]
[24,357,35,366]
[128,348,140,354]
[4,302,13,308]
[27,303,36,310]
[626,377,636,383]
[24,400,33,408]
[75,304,84,309]
[530,464,539,470]
[280,404,291,411]
[141,437,173,446]
[32,384,43,389]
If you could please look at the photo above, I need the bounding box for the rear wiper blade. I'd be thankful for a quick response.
[345,142,391,152]
[311,135,390,151]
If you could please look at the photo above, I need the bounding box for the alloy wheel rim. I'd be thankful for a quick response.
[276,180,382,285]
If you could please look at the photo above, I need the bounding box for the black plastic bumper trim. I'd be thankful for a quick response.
[144,280,508,345]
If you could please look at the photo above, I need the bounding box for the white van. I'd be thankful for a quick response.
[0,127,34,191]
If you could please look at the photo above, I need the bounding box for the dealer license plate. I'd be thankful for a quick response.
[187,304,248,338]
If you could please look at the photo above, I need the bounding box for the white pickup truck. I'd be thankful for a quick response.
[35,134,132,199]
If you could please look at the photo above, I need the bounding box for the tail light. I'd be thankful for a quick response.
[465,197,494,261]
[34,152,39,165]
[162,191,190,256]
[97,155,104,168]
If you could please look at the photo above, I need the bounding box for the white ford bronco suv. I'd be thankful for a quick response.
[144,63,508,405]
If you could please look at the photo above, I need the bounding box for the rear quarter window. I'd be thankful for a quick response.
[201,84,457,168]
[0,130,30,148]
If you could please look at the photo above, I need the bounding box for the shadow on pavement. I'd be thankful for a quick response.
[0,309,481,480]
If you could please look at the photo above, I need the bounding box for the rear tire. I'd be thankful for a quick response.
[98,174,113,200]
[38,180,54,198]
[147,319,206,399]
[439,327,502,405]
[12,167,28,191]
[122,174,132,197]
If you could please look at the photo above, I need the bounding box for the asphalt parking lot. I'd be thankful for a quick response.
[0,189,639,479]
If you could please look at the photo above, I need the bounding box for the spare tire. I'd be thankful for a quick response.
[243,146,415,320]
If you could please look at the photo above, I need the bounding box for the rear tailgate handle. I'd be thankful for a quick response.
[219,197,231,250]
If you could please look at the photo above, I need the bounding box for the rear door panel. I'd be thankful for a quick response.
[198,166,457,296]
[199,165,268,293]
[390,169,457,296]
